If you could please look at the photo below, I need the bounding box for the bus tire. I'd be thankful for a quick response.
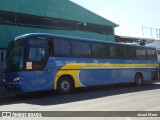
[57,76,74,95]
[134,73,143,86]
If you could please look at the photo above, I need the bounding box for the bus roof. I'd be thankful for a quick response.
[14,33,156,49]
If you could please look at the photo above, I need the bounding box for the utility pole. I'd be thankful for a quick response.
[142,25,160,40]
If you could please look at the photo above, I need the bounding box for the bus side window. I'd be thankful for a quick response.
[28,47,47,62]
[123,46,136,59]
[81,42,91,57]
[92,43,108,58]
[136,48,147,60]
[117,46,123,58]
[109,44,118,58]
[146,49,157,60]
[54,39,71,56]
[71,41,82,57]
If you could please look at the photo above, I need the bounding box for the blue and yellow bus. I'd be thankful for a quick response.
[3,33,159,94]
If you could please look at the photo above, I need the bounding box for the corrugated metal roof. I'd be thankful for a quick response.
[0,0,118,27]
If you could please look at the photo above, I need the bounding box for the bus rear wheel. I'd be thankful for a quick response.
[57,77,74,95]
[134,73,143,86]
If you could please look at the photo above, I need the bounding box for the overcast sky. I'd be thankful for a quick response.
[70,0,160,39]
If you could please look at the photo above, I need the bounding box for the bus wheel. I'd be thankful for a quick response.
[134,73,143,86]
[57,77,73,95]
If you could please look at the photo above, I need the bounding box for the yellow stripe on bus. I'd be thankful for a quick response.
[54,63,158,90]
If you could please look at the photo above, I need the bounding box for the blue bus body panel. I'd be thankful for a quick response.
[4,70,56,93]
[79,69,117,86]
[78,68,154,86]
[23,71,56,92]
[46,57,156,87]
[4,57,157,93]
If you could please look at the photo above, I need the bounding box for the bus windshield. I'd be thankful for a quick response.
[5,40,23,71]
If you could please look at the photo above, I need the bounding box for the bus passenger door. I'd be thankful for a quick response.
[24,39,55,92]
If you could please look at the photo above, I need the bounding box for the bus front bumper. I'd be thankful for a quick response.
[3,81,24,93]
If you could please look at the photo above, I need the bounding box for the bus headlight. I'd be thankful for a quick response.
[13,77,22,81]
[3,79,6,82]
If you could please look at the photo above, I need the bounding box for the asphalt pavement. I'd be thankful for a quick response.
[0,82,160,120]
